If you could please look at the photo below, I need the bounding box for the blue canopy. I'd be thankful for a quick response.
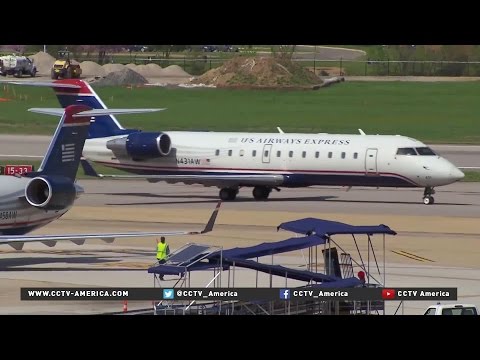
[222,258,338,283]
[217,235,327,260]
[278,218,397,237]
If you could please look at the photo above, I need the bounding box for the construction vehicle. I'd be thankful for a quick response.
[51,50,82,79]
[0,55,37,77]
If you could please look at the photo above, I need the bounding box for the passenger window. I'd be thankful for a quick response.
[416,147,436,156]
[264,150,269,157]
[396,148,417,156]
[341,152,346,159]
[252,150,256,157]
[302,151,306,158]
[315,151,319,158]
[215,149,220,156]
[277,151,281,157]
[353,152,358,159]
[328,152,333,158]
[228,150,232,156]
[289,151,293,158]
[239,150,244,157]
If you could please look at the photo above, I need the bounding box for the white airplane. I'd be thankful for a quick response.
[0,88,221,250]
[8,80,465,205]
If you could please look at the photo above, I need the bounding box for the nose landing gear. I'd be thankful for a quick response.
[423,187,435,205]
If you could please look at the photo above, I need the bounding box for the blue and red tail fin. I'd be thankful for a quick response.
[52,79,136,139]
[37,105,93,181]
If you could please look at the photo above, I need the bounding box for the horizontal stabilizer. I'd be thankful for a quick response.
[28,108,65,116]
[0,81,81,89]
[28,108,165,117]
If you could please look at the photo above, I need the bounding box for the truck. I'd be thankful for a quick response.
[423,303,479,315]
[51,50,82,79]
[0,55,37,77]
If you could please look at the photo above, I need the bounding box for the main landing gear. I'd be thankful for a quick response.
[423,187,435,205]
[219,186,278,201]
[219,188,238,201]
[252,186,272,200]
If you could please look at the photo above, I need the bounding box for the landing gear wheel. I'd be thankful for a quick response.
[219,188,237,201]
[423,187,435,205]
[423,196,434,205]
[252,186,271,200]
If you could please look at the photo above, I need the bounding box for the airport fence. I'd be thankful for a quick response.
[74,52,480,77]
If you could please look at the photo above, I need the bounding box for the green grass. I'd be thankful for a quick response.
[463,171,480,182]
[2,82,480,143]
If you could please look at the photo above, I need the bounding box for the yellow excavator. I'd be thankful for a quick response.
[51,50,82,79]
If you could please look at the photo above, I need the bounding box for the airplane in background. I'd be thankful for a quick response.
[0,88,220,250]
[7,80,465,205]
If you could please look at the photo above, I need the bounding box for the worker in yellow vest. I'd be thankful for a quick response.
[156,237,170,280]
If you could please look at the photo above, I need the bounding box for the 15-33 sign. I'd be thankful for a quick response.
[1,165,34,176]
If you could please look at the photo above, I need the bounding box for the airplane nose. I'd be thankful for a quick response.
[450,167,465,181]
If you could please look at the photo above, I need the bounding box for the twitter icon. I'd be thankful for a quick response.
[163,289,174,300]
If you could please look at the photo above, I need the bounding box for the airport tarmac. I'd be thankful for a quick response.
[0,135,479,169]
[0,180,479,315]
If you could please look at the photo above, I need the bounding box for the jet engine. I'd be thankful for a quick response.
[106,132,172,160]
[25,176,78,211]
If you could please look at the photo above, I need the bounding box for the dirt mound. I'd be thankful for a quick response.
[91,68,148,86]
[30,51,55,75]
[125,63,137,70]
[80,61,106,77]
[134,64,162,77]
[192,56,320,87]
[103,63,125,74]
[161,65,190,77]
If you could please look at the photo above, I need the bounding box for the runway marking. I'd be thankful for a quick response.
[91,261,151,269]
[391,250,435,262]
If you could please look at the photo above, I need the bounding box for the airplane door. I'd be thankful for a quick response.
[365,148,378,174]
[262,144,272,164]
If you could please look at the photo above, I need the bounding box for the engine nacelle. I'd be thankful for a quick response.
[25,176,78,211]
[106,132,172,160]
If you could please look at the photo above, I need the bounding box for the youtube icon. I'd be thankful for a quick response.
[382,289,396,300]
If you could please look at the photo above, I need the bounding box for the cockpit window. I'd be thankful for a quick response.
[396,147,417,155]
[416,147,436,156]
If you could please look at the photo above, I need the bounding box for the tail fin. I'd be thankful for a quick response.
[37,104,92,181]
[51,79,136,138]
[1,79,139,138]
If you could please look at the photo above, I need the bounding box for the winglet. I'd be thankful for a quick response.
[80,159,100,177]
[200,201,222,234]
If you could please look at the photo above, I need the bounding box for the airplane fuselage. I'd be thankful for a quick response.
[84,132,464,190]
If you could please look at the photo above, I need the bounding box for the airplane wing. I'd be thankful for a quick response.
[81,160,284,186]
[0,201,221,251]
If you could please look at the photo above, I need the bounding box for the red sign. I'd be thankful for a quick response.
[381,289,396,300]
[3,165,34,176]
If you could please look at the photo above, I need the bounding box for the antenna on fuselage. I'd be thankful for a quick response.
[358,129,366,135]
[277,127,285,134]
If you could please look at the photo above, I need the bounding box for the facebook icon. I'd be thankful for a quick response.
[280,289,290,300]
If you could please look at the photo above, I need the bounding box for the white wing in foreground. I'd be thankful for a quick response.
[0,201,221,251]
